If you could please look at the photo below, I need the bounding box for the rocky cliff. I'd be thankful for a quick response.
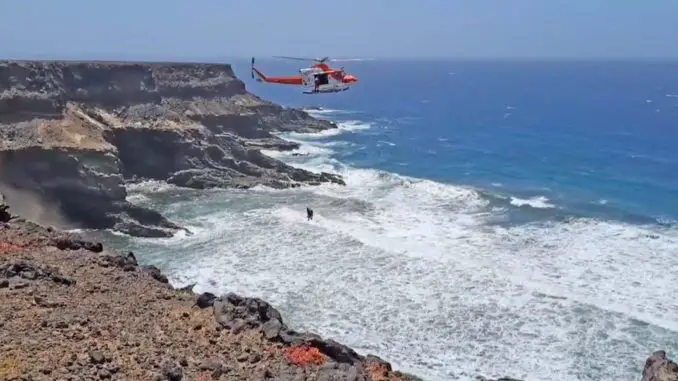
[0,60,344,237]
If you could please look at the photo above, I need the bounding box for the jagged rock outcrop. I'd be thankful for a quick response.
[0,60,344,237]
[642,351,678,381]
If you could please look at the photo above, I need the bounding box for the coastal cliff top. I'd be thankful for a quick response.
[0,59,325,152]
[0,59,342,238]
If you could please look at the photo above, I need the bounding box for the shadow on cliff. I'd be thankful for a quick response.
[0,181,74,230]
[0,152,78,230]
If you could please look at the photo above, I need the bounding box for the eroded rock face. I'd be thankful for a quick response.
[0,61,345,236]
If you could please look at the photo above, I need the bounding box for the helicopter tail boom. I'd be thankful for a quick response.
[251,57,303,85]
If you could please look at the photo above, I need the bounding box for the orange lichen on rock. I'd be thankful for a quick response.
[285,345,326,367]
[0,241,23,254]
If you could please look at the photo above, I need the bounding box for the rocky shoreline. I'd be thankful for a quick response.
[2,196,677,381]
[0,60,344,238]
[2,60,677,381]
[0,199,421,381]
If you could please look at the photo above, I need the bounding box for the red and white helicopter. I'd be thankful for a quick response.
[251,56,360,94]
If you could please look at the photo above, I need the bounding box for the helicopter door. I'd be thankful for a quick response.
[315,73,329,86]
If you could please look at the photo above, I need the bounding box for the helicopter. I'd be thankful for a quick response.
[250,56,359,94]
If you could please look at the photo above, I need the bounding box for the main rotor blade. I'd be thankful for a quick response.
[273,56,320,62]
[328,58,374,62]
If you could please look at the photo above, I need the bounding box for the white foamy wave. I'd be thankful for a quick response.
[124,118,678,381]
[260,143,334,159]
[302,108,356,115]
[126,180,182,194]
[134,158,678,381]
[125,180,189,204]
[510,195,555,209]
[284,121,371,139]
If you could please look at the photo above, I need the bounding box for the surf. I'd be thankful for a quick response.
[119,109,678,381]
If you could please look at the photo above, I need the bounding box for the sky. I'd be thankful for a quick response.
[1,0,677,60]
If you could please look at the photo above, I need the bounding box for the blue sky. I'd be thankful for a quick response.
[1,0,677,60]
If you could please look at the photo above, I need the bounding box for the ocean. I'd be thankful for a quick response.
[102,59,678,381]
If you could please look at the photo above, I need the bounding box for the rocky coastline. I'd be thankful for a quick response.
[1,196,677,381]
[0,198,419,381]
[1,60,676,381]
[0,60,344,238]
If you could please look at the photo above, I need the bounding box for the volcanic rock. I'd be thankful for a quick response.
[0,60,345,237]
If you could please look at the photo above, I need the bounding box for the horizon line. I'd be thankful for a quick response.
[2,54,678,64]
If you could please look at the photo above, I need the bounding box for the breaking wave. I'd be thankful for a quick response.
[121,112,678,381]
[509,195,555,209]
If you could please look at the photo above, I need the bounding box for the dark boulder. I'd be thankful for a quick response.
[212,293,283,334]
[98,252,138,270]
[53,237,103,253]
[141,265,169,284]
[195,292,217,309]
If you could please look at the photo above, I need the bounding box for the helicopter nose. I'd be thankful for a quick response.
[343,75,357,84]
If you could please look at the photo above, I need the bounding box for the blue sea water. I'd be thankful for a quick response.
[244,59,678,225]
[114,59,678,381]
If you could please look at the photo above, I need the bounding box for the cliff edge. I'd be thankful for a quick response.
[0,60,344,237]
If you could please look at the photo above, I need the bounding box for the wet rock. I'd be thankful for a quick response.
[642,350,678,381]
[141,265,169,283]
[309,338,362,365]
[365,355,392,372]
[175,283,195,293]
[195,292,217,309]
[212,293,283,334]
